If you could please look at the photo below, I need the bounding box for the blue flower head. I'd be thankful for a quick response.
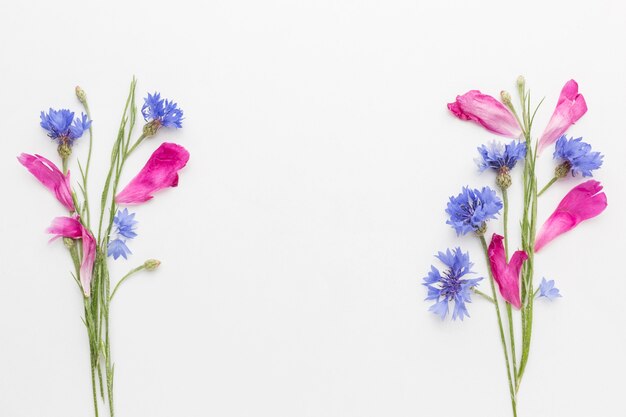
[423,248,482,321]
[107,209,138,260]
[141,92,184,129]
[476,141,526,173]
[553,136,603,177]
[446,186,503,235]
[40,108,91,146]
[536,278,562,301]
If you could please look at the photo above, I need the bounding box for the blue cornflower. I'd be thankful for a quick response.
[107,209,138,260]
[40,108,91,146]
[108,239,132,260]
[476,141,527,173]
[446,186,503,235]
[536,278,562,301]
[553,136,603,177]
[423,248,482,321]
[141,92,184,129]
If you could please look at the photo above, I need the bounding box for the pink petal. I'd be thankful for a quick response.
[116,143,190,204]
[535,180,607,252]
[46,216,96,297]
[18,153,75,211]
[447,90,522,138]
[488,234,527,309]
[537,80,588,154]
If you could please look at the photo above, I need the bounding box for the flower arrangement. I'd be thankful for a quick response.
[18,80,190,417]
[424,77,606,415]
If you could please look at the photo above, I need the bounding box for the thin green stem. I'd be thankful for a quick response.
[109,265,146,302]
[471,287,495,304]
[479,235,517,417]
[537,176,558,197]
[81,98,94,227]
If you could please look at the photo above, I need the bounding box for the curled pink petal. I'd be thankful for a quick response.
[447,90,522,138]
[18,153,75,211]
[116,142,190,204]
[487,234,527,309]
[537,80,587,153]
[535,180,607,252]
[47,216,96,297]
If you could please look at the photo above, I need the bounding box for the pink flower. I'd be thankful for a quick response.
[535,180,607,252]
[537,80,587,154]
[487,234,528,309]
[116,142,190,204]
[47,216,96,297]
[18,153,75,211]
[447,90,522,138]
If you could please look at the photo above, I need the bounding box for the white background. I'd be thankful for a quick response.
[1,1,625,416]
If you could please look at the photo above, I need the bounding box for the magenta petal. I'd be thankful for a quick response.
[47,216,96,297]
[537,80,588,154]
[18,153,75,211]
[488,234,527,309]
[535,180,607,252]
[447,90,522,138]
[116,142,190,204]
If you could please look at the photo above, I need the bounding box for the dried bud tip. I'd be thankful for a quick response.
[516,75,526,89]
[75,86,87,103]
[144,259,161,271]
[500,90,512,105]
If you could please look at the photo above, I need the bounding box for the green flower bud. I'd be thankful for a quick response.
[500,90,512,105]
[474,222,487,236]
[555,161,572,179]
[75,86,87,104]
[63,237,76,249]
[58,143,72,159]
[144,259,161,271]
[517,75,526,90]
[143,120,161,137]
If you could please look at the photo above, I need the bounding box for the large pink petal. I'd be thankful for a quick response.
[447,90,522,138]
[535,180,607,252]
[46,216,96,297]
[116,142,190,204]
[18,153,75,211]
[537,80,588,154]
[488,234,527,309]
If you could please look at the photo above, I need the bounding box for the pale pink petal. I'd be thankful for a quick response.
[535,180,607,252]
[537,80,588,154]
[116,142,190,204]
[488,234,527,309]
[18,153,75,211]
[46,216,96,297]
[447,90,522,138]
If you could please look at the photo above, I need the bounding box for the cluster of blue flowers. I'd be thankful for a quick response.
[142,92,184,128]
[423,248,482,321]
[107,209,138,260]
[40,108,91,146]
[553,136,603,177]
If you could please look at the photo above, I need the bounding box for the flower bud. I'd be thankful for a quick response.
[75,86,87,104]
[63,237,76,249]
[144,259,161,271]
[555,161,572,179]
[500,90,512,105]
[474,222,487,236]
[58,143,72,159]
[517,75,526,90]
[496,169,512,190]
[142,120,160,137]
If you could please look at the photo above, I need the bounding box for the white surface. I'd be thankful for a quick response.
[1,1,625,416]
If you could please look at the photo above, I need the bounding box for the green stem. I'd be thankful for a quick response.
[109,265,146,302]
[501,188,518,385]
[471,287,495,304]
[479,235,517,417]
[537,176,557,197]
[81,99,94,227]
